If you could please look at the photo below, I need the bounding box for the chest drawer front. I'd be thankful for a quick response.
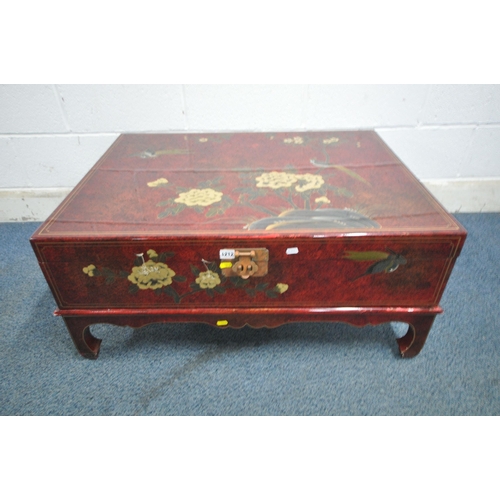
[34,235,464,310]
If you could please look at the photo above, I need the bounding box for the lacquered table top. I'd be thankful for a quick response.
[35,131,462,238]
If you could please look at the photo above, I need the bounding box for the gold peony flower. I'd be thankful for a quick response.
[128,261,176,290]
[83,264,96,276]
[147,178,169,187]
[174,188,223,207]
[195,271,221,289]
[294,174,324,192]
[275,283,289,294]
[147,249,158,258]
[323,137,339,144]
[315,196,331,204]
[256,171,298,189]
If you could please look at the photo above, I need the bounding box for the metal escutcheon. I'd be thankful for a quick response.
[221,248,269,279]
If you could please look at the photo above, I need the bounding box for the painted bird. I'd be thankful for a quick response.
[247,208,380,230]
[344,250,407,281]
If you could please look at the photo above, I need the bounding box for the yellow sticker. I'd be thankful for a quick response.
[216,320,228,326]
[219,262,232,269]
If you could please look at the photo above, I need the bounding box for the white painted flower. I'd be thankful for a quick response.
[284,136,303,144]
[147,178,169,187]
[256,171,298,189]
[83,264,96,277]
[275,283,289,294]
[315,196,331,204]
[294,174,324,192]
[174,188,223,207]
[199,138,208,142]
[195,271,221,289]
[128,261,176,290]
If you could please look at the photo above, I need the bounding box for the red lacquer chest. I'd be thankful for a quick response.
[31,131,467,359]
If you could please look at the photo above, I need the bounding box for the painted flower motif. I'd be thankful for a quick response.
[147,249,158,258]
[275,283,289,294]
[199,138,208,142]
[174,188,223,207]
[315,196,331,204]
[256,171,298,189]
[83,264,96,277]
[147,178,169,187]
[195,271,221,289]
[128,261,176,290]
[294,174,324,192]
[284,136,303,144]
[323,137,339,144]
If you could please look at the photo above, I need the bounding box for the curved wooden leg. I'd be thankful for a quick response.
[397,315,436,358]
[62,317,102,359]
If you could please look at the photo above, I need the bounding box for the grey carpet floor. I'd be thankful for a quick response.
[1,213,499,415]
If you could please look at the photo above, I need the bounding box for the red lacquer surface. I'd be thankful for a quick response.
[34,131,462,237]
[34,236,461,309]
[31,131,467,359]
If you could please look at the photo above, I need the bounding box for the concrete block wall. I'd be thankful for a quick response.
[1,84,499,221]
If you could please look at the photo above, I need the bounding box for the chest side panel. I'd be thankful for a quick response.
[34,234,464,310]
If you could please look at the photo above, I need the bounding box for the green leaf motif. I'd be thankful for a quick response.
[158,204,184,218]
[101,268,116,285]
[205,197,234,218]
[172,275,187,282]
[206,205,224,217]
[233,186,255,194]
[159,252,175,261]
[163,286,180,303]
[206,261,219,273]
[198,176,224,189]
[230,276,247,288]
[157,198,174,207]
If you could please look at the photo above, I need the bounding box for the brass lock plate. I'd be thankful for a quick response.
[220,248,269,279]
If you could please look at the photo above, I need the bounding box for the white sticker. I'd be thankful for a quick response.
[286,247,299,255]
[219,248,235,260]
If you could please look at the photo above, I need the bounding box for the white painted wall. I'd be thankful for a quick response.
[1,84,499,221]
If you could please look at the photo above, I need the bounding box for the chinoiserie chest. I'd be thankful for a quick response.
[31,131,467,359]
